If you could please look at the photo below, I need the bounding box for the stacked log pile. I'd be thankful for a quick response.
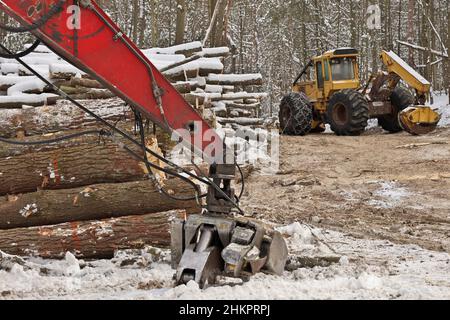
[0,41,268,128]
[0,41,267,259]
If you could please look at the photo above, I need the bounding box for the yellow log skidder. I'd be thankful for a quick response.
[280,48,441,136]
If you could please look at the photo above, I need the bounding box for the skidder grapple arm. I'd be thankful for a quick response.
[0,0,288,287]
[375,50,441,135]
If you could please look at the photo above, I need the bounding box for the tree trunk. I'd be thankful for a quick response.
[175,0,187,45]
[407,0,416,66]
[0,96,58,109]
[68,89,116,100]
[69,77,104,89]
[0,210,184,259]
[131,0,140,43]
[0,101,133,138]
[0,179,200,230]
[0,134,149,196]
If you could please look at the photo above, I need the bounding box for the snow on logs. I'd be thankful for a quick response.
[0,41,267,259]
[0,41,266,128]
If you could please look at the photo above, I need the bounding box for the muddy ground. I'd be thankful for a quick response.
[241,126,450,253]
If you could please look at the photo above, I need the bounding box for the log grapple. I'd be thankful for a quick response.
[0,0,288,288]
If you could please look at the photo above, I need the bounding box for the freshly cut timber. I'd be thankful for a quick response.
[279,92,313,135]
[0,101,133,138]
[0,179,200,230]
[0,134,148,196]
[0,210,184,259]
[0,95,58,109]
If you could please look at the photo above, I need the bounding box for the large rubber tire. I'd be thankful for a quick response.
[378,87,414,133]
[327,89,369,136]
[279,92,313,136]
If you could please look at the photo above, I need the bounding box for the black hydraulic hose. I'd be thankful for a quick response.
[0,8,245,213]
[0,127,207,204]
[134,111,205,202]
[0,42,210,187]
[0,0,66,33]
[120,144,207,202]
[0,129,106,146]
[236,162,245,200]
[0,39,40,59]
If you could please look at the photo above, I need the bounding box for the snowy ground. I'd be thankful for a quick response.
[1,222,449,300]
[432,92,450,127]
[0,94,448,300]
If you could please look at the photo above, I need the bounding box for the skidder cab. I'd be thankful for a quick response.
[280,48,441,136]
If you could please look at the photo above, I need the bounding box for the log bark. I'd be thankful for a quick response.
[0,210,184,259]
[0,179,200,230]
[216,117,265,126]
[159,54,202,73]
[185,92,266,105]
[172,81,202,94]
[206,73,263,86]
[163,66,199,82]
[68,89,116,100]
[0,134,148,196]
[224,101,261,110]
[69,77,104,89]
[0,101,133,138]
[202,47,230,58]
[0,96,58,109]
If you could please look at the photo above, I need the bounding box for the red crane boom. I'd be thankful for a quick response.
[0,0,221,159]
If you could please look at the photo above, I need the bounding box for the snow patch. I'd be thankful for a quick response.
[368,181,411,208]
[432,92,450,127]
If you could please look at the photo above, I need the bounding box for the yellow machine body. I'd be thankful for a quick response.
[289,48,440,135]
[293,48,360,116]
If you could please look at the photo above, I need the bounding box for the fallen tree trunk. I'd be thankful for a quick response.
[163,65,200,82]
[0,134,148,196]
[0,180,200,230]
[224,101,261,110]
[0,76,36,91]
[202,47,230,58]
[148,41,203,57]
[159,54,202,73]
[0,100,133,138]
[207,73,263,86]
[49,64,86,80]
[172,81,203,94]
[216,117,265,126]
[0,95,58,109]
[0,210,183,259]
[185,92,267,105]
[68,89,116,100]
[69,77,104,89]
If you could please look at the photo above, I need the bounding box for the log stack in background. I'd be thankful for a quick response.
[0,41,268,259]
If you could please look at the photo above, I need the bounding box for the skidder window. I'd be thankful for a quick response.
[330,57,356,81]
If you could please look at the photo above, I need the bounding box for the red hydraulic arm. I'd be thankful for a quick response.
[0,0,223,162]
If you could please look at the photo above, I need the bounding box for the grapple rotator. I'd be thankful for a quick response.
[171,164,288,288]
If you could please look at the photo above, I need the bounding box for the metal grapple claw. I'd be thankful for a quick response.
[171,215,288,288]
